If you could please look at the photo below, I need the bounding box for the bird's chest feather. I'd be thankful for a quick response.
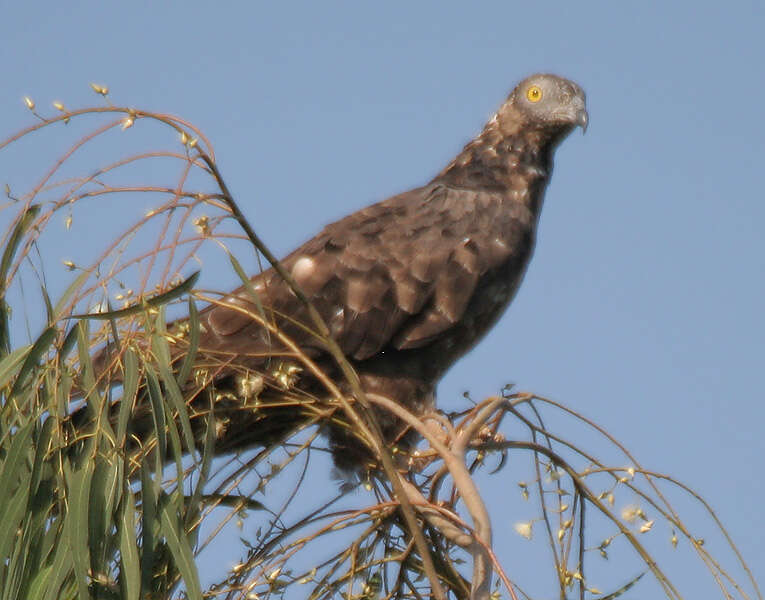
[457,243,533,341]
[419,210,538,377]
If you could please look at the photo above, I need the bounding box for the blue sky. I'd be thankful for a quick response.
[1,2,763,597]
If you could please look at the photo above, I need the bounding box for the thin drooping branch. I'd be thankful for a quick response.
[483,438,682,600]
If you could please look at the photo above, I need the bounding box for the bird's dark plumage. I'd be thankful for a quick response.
[104,74,588,471]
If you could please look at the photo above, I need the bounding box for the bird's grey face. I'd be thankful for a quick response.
[512,74,588,133]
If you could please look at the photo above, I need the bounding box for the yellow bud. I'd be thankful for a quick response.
[193,215,210,235]
[188,137,198,148]
[514,521,533,540]
[588,587,602,594]
[267,567,281,581]
[180,131,189,145]
[639,520,654,533]
[121,117,134,130]
[90,82,109,95]
[23,96,35,110]
[62,259,76,270]
[607,493,614,506]
[671,532,678,548]
[65,214,72,230]
[627,466,636,478]
[557,528,565,541]
[53,101,65,111]
[621,505,639,522]
[89,300,108,314]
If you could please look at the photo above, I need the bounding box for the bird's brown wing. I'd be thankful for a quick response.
[195,182,530,367]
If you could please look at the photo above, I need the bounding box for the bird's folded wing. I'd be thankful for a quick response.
[199,183,528,364]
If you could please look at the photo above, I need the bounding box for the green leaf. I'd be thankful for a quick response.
[144,366,167,471]
[57,324,79,368]
[17,475,56,600]
[0,204,40,357]
[88,455,122,573]
[228,252,271,330]
[0,422,34,519]
[0,345,29,390]
[64,459,94,599]
[599,571,646,600]
[158,493,202,600]
[28,417,54,500]
[0,473,30,591]
[43,526,76,599]
[10,418,57,598]
[118,484,140,600]
[176,296,199,386]
[76,320,96,407]
[52,268,91,320]
[23,565,54,600]
[0,204,40,292]
[8,326,56,398]
[139,461,159,593]
[116,348,139,446]
[188,396,215,530]
[17,483,61,600]
[0,299,10,360]
[70,270,199,320]
[153,332,195,457]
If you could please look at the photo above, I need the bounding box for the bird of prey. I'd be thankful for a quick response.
[107,73,587,472]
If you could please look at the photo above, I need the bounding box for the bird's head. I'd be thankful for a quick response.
[498,74,588,139]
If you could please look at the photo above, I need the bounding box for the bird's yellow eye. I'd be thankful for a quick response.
[526,85,543,102]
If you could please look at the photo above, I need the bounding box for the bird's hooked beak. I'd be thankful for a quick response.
[556,94,588,134]
[576,107,588,133]
[571,95,588,133]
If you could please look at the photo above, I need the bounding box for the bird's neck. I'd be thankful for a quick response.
[434,114,562,212]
